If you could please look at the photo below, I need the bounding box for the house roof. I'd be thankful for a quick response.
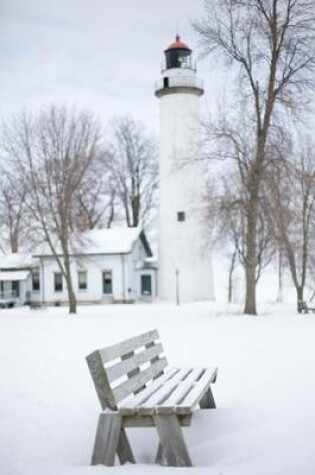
[0,253,38,270]
[80,227,142,255]
[0,270,30,281]
[34,227,151,257]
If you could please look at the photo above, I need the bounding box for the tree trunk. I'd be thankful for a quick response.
[106,196,115,228]
[68,285,77,314]
[63,245,77,314]
[276,250,283,303]
[244,197,258,315]
[297,285,304,314]
[65,271,77,314]
[131,195,140,227]
[11,232,18,253]
[228,250,237,303]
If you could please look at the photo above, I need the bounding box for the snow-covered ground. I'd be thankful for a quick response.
[1,300,315,475]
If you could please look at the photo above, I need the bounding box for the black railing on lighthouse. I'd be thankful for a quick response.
[155,76,204,93]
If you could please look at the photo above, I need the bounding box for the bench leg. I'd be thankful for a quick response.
[91,413,122,466]
[153,414,192,467]
[117,425,135,464]
[155,442,164,464]
[200,386,216,409]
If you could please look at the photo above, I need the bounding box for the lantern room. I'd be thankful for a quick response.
[162,35,195,71]
[155,34,203,98]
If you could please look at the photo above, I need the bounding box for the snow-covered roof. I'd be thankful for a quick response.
[0,270,30,281]
[81,227,142,254]
[0,253,38,270]
[34,227,145,256]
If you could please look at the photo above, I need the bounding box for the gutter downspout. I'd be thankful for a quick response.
[121,254,126,303]
[41,258,45,304]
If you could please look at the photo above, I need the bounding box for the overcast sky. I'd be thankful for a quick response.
[0,0,222,134]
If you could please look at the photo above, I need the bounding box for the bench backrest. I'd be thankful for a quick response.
[86,329,168,410]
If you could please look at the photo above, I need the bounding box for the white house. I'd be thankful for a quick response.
[0,228,157,307]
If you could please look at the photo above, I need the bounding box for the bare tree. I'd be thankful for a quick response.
[194,0,315,314]
[209,168,274,303]
[265,135,315,312]
[1,106,101,314]
[75,155,116,230]
[0,164,28,253]
[105,116,158,228]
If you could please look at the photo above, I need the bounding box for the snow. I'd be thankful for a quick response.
[0,270,30,281]
[34,228,142,256]
[0,253,38,269]
[1,301,315,475]
[78,227,142,255]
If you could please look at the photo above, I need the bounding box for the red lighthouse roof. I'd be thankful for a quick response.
[166,34,190,51]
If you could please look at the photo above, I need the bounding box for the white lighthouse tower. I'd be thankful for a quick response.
[155,35,214,303]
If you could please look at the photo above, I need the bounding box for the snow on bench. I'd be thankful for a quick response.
[86,329,218,467]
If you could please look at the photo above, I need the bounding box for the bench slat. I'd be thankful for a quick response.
[156,368,205,414]
[100,329,160,363]
[118,367,178,415]
[86,350,117,410]
[107,343,164,382]
[137,368,192,414]
[173,367,218,415]
[121,414,192,428]
[113,357,168,403]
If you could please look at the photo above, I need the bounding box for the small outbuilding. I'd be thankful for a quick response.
[0,253,40,307]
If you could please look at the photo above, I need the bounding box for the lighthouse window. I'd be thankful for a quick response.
[177,211,186,222]
[163,77,169,88]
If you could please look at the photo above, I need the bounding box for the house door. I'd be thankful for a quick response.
[102,271,113,295]
[12,281,20,297]
[141,274,152,297]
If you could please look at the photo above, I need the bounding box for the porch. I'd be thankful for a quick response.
[0,270,31,307]
[0,290,18,308]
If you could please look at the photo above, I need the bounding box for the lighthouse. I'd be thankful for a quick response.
[155,35,214,303]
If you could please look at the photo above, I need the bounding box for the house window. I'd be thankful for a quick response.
[32,270,40,291]
[141,274,152,296]
[78,271,87,291]
[177,211,186,222]
[54,272,63,292]
[102,271,113,294]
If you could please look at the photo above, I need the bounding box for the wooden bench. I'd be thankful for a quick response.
[86,329,218,467]
[298,300,315,314]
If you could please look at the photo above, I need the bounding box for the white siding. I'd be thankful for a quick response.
[39,254,135,304]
